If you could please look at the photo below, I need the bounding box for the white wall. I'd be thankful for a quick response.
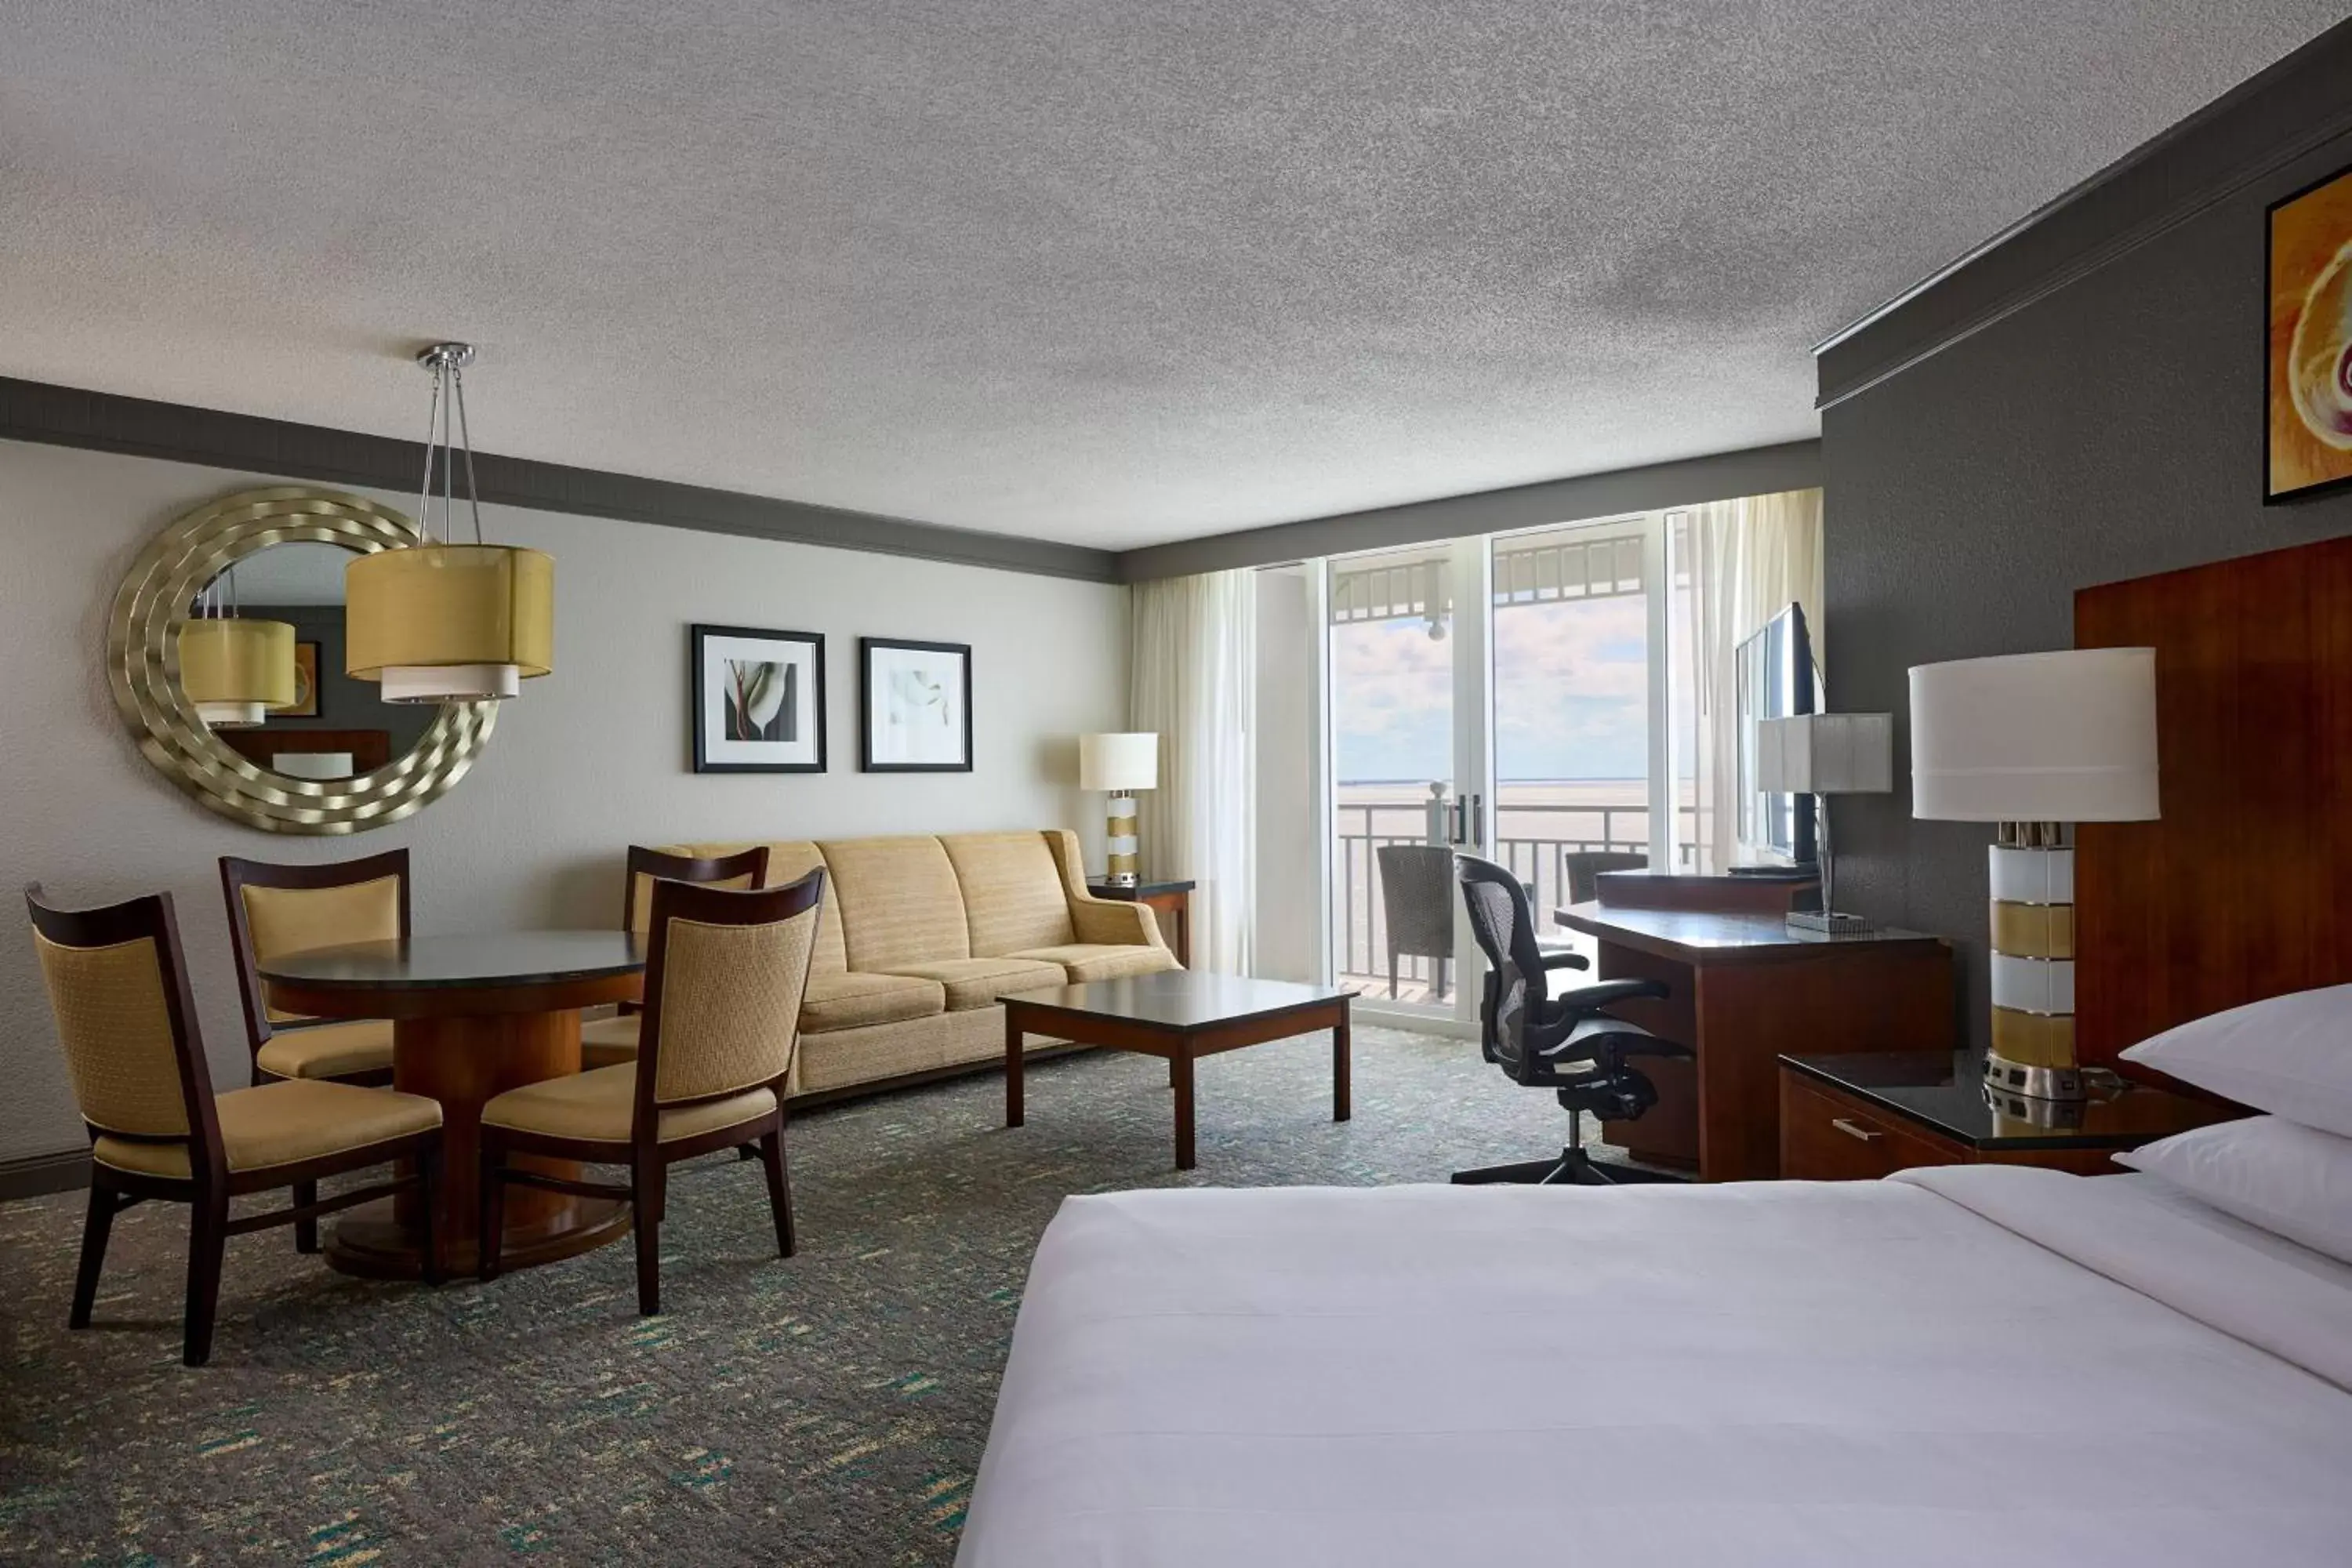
[1250,564,1321,982]
[0,439,1129,1162]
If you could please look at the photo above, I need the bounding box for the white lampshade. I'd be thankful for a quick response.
[1757,713,1893,795]
[1080,732,1158,793]
[1909,648,2159,822]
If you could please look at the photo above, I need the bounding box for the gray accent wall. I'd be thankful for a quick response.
[1820,24,2352,1051]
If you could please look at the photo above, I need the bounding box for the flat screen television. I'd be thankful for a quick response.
[1734,601,1818,869]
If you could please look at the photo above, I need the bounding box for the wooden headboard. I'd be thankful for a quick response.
[2074,534,2352,1067]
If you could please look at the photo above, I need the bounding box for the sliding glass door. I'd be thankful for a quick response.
[1323,517,1682,1023]
[1486,514,1675,940]
[1326,539,1486,1017]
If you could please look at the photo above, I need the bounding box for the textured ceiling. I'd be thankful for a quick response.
[5,2,2346,550]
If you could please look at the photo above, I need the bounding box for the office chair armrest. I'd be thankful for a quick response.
[1555,978,1668,1011]
[1536,945,1591,973]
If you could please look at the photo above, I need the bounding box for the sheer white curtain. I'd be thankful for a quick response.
[1689,488,1824,872]
[1130,570,1257,973]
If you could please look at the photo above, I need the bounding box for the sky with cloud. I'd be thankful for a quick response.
[1333,595,1653,782]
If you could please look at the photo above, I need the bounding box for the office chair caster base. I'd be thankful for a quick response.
[1451,1148,1690,1187]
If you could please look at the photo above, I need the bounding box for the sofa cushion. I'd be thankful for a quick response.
[1007,942,1181,983]
[818,836,971,970]
[879,957,1067,1011]
[941,831,1077,956]
[800,971,946,1033]
[666,840,848,975]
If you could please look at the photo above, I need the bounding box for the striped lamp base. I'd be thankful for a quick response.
[1985,842,2083,1100]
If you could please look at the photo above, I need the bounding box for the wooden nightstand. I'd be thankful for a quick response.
[1085,878,1195,968]
[1779,1051,2234,1180]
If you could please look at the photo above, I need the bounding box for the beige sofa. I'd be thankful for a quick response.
[656,829,1179,1098]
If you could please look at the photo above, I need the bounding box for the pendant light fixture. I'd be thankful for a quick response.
[345,343,554,702]
[178,563,296,729]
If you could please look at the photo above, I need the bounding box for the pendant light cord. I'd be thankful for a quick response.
[415,350,487,546]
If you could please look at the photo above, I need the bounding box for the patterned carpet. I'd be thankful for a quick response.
[0,1025,1617,1566]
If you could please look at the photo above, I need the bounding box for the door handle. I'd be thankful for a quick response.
[1449,796,1468,847]
[1470,793,1485,849]
[1831,1117,1882,1144]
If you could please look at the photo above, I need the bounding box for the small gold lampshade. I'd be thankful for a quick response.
[344,543,554,702]
[178,616,297,729]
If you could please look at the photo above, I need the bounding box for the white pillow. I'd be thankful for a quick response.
[2117,1116,2352,1266]
[2120,984,2352,1137]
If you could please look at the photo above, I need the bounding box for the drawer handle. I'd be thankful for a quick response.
[1831,1117,1883,1144]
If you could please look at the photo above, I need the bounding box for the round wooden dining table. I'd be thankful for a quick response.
[257,931,645,1280]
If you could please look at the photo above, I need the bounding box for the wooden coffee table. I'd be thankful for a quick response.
[1001,972,1352,1170]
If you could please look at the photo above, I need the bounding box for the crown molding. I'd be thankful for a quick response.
[1113,439,1823,582]
[1815,17,2352,412]
[0,376,1120,583]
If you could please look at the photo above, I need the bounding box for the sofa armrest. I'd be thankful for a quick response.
[1046,827,1172,953]
[1073,895,1164,950]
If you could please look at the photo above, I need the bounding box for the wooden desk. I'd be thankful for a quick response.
[1594,869,1817,914]
[1552,902,1955,1181]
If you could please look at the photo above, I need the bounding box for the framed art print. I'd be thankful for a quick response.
[860,637,972,772]
[286,641,321,718]
[2267,160,2352,503]
[691,624,826,773]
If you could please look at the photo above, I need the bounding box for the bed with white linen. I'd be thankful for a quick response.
[957,1168,2352,1566]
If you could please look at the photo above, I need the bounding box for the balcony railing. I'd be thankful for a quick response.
[1336,789,1699,997]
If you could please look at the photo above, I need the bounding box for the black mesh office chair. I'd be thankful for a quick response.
[1453,854,1691,1186]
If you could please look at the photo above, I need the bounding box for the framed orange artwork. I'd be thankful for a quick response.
[2267,162,2352,503]
[287,641,321,717]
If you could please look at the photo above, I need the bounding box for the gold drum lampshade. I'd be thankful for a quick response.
[177,616,296,729]
[344,543,554,703]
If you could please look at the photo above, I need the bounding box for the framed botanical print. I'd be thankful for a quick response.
[2266,159,2352,503]
[691,624,826,774]
[860,637,972,772]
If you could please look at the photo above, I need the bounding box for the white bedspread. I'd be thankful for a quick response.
[958,1171,2352,1566]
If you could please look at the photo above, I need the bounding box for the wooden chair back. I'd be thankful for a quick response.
[218,849,412,1054]
[635,870,826,1123]
[27,884,226,1184]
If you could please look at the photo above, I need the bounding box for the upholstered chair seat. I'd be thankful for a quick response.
[1005,942,1174,984]
[93,1079,441,1179]
[252,1018,395,1080]
[484,1064,775,1145]
[878,956,1065,1010]
[31,884,447,1366]
[478,869,825,1316]
[578,1014,642,1070]
[798,971,946,1032]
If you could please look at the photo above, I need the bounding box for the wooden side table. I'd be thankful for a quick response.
[1779,1051,2236,1180]
[1087,877,1196,967]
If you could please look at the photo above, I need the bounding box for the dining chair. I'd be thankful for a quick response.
[27,883,446,1366]
[477,868,825,1316]
[220,848,414,1254]
[219,848,410,1089]
[579,844,771,1071]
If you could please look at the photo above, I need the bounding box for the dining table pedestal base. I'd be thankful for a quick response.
[321,1007,631,1281]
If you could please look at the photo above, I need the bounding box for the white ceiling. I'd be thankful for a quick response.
[5,2,2345,551]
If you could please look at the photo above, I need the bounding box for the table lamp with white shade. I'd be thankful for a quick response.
[1080,732,1159,886]
[1909,648,2159,1102]
[1757,713,1894,937]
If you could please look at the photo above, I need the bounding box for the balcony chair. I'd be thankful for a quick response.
[1376,843,1454,1000]
[1563,849,1648,905]
[1450,854,1690,1187]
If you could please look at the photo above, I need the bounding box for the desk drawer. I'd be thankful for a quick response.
[1779,1073,1965,1181]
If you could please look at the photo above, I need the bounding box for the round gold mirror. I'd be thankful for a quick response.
[109,487,497,833]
